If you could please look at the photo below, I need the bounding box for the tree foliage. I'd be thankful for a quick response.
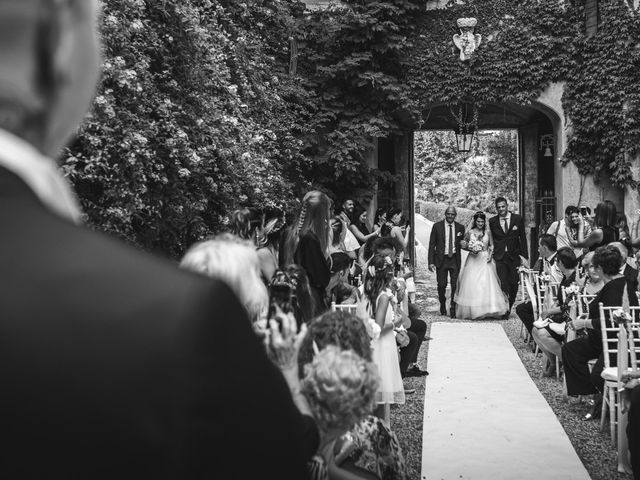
[414,130,518,213]
[64,0,313,258]
[63,0,640,257]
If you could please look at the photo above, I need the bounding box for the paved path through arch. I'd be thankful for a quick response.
[421,322,591,480]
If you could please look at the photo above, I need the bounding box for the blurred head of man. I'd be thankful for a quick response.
[0,0,100,157]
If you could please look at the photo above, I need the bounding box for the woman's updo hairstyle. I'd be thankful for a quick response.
[592,245,623,276]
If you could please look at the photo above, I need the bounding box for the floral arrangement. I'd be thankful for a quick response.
[467,238,483,255]
[363,317,381,346]
[611,308,633,326]
[564,284,580,298]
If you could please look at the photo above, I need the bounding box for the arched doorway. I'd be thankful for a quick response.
[375,97,565,265]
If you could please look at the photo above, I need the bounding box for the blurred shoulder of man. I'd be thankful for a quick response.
[0,2,312,478]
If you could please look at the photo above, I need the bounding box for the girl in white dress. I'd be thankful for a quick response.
[454,212,509,319]
[363,254,406,425]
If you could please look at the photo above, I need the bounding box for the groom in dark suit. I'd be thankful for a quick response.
[0,2,313,478]
[489,197,529,318]
[428,206,465,317]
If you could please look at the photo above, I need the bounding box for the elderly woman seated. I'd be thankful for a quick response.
[299,310,407,480]
[576,251,604,295]
[531,247,578,377]
[562,245,639,419]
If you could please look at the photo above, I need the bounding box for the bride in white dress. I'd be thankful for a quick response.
[454,211,509,319]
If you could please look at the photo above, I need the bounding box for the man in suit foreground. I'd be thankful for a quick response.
[428,206,465,317]
[0,1,314,478]
[489,197,529,319]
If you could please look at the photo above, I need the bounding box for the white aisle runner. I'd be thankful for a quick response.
[421,322,591,480]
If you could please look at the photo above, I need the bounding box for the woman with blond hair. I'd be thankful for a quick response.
[180,233,268,322]
[281,191,333,313]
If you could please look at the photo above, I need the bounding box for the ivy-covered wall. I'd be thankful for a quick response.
[64,0,640,257]
[402,0,640,191]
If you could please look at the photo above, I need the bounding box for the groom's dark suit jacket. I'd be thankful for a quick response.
[489,213,528,261]
[0,167,312,479]
[428,220,465,269]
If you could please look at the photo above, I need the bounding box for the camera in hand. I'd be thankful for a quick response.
[268,270,296,325]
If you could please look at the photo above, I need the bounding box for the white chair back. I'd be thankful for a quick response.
[577,292,597,317]
[597,303,640,369]
[534,272,559,319]
[331,302,358,315]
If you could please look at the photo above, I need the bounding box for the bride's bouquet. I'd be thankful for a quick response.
[467,238,483,255]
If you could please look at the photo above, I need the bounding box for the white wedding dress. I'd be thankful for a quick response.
[454,229,509,319]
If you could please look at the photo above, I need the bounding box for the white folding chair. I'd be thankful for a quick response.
[598,303,640,446]
[533,276,559,357]
[519,268,537,341]
[330,302,358,314]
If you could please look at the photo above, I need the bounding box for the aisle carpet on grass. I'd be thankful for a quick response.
[421,322,591,480]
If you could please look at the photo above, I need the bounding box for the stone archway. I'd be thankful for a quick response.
[373,85,574,264]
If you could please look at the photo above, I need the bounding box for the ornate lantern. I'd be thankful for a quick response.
[451,103,478,153]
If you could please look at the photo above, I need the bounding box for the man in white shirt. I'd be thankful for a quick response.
[547,205,591,260]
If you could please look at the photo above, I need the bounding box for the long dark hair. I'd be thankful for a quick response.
[472,211,487,233]
[593,200,617,229]
[283,264,318,322]
[363,254,394,315]
[352,205,368,233]
[281,191,332,266]
[374,207,387,227]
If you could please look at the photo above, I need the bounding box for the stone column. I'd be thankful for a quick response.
[520,123,538,259]
[624,155,640,239]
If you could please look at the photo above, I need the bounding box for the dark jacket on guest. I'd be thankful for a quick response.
[623,263,639,293]
[489,213,528,261]
[428,220,465,270]
[0,166,315,479]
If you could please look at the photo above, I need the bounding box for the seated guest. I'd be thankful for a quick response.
[326,252,359,305]
[516,234,561,337]
[180,233,268,322]
[531,247,578,377]
[576,251,605,295]
[610,241,639,292]
[298,311,408,480]
[302,346,379,480]
[562,245,639,419]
